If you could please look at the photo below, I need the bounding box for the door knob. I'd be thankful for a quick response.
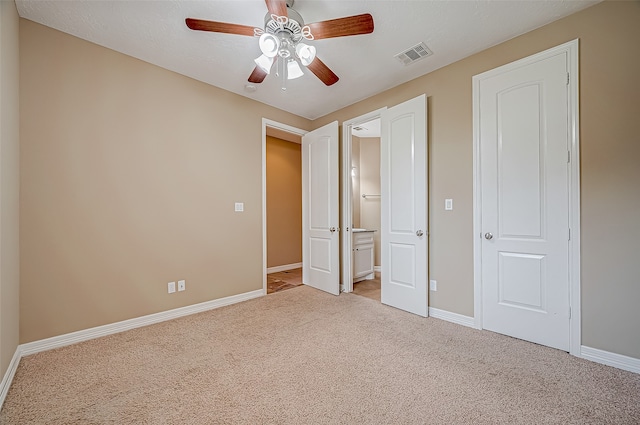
[484,232,493,240]
[416,230,424,237]
[330,227,336,233]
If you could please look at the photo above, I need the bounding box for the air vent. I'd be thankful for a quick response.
[395,42,433,66]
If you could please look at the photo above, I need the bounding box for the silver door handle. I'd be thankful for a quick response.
[484,232,493,240]
[330,227,336,233]
[416,230,424,237]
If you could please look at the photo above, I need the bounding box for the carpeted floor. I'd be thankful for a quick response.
[2,285,639,424]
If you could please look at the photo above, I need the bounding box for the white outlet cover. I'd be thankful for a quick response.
[178,280,186,291]
[445,199,453,211]
[234,202,244,212]
[168,281,176,293]
[430,280,437,291]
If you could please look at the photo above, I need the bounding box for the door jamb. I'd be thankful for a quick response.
[472,39,581,355]
[341,108,386,293]
[262,118,307,294]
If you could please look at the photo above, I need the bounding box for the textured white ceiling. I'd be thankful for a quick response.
[15,0,599,120]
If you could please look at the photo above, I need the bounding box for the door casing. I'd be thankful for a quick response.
[472,39,581,355]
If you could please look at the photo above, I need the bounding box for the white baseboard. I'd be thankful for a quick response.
[428,307,475,328]
[0,348,22,408]
[581,346,640,375]
[20,289,264,357]
[374,266,382,272]
[0,289,264,411]
[266,263,302,274]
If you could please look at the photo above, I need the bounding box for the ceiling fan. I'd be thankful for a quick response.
[185,0,374,87]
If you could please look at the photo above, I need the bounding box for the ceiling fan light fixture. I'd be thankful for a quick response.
[296,43,316,66]
[254,54,275,74]
[287,60,304,79]
[259,33,280,57]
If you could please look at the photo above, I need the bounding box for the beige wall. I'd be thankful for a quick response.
[0,0,21,378]
[315,1,640,359]
[358,137,381,267]
[266,136,302,268]
[19,20,310,343]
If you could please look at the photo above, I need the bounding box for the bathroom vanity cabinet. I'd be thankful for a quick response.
[353,230,375,282]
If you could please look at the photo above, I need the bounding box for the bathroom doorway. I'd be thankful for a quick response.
[341,108,385,298]
[342,95,427,317]
[350,119,382,301]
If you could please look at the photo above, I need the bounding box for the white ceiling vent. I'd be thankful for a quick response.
[395,42,433,66]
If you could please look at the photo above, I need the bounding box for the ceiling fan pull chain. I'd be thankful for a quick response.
[281,57,287,91]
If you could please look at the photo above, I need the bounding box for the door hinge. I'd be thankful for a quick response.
[567,73,570,85]
[569,307,572,319]
[568,228,571,240]
[567,150,571,163]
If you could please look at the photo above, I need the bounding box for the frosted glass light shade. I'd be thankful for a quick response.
[259,33,280,58]
[296,43,316,66]
[254,55,275,74]
[287,60,304,79]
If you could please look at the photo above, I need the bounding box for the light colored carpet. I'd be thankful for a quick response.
[2,285,639,424]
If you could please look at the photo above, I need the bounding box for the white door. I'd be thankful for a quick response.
[477,50,570,351]
[302,121,340,295]
[380,95,428,316]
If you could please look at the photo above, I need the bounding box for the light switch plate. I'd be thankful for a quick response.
[168,282,176,293]
[178,280,186,291]
[234,202,244,212]
[430,280,437,291]
[445,199,453,211]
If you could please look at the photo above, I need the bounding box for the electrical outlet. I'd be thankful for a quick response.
[168,281,176,294]
[178,280,186,291]
[430,280,437,291]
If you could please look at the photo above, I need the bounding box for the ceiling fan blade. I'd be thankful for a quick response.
[248,66,268,84]
[185,18,257,36]
[265,0,288,18]
[306,57,339,86]
[306,14,374,40]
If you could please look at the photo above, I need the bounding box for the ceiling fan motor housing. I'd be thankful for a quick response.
[264,8,305,38]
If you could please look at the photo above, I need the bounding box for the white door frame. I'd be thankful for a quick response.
[341,108,386,293]
[262,118,307,294]
[472,39,581,355]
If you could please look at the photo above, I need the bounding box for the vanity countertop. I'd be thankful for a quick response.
[352,228,376,233]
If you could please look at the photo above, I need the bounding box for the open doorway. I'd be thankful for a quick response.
[341,108,385,296]
[350,119,382,301]
[262,120,306,294]
[342,95,428,317]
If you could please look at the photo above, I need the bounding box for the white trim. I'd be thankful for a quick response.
[0,348,21,408]
[266,262,302,274]
[261,119,307,295]
[567,40,581,357]
[341,108,386,293]
[472,40,581,351]
[20,289,263,357]
[374,266,382,273]
[429,307,475,328]
[581,346,640,375]
[472,58,483,330]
